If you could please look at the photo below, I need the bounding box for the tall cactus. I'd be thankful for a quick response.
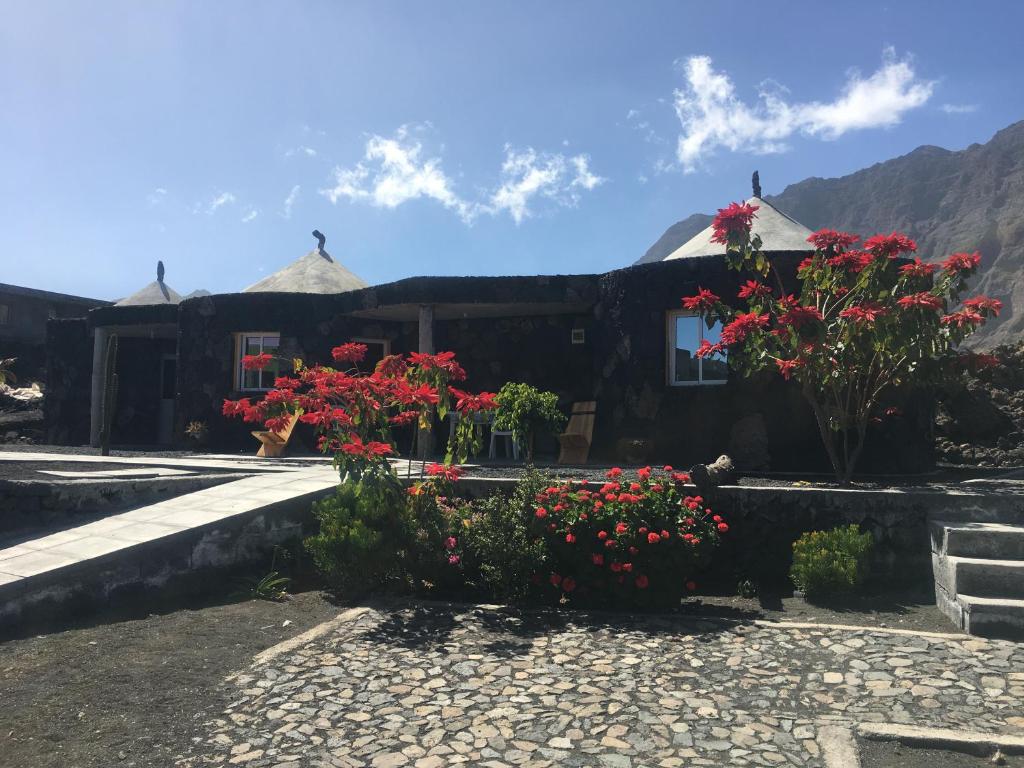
[98,334,119,457]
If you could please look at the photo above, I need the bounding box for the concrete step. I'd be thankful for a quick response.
[957,594,1024,641]
[930,520,1024,560]
[933,553,1024,600]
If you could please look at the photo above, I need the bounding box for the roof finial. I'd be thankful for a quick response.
[312,230,326,253]
[752,170,762,198]
[157,260,165,283]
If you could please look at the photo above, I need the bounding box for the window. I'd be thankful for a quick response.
[571,328,586,345]
[236,333,282,391]
[667,311,728,386]
[351,338,390,371]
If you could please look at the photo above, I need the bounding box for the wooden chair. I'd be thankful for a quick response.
[557,401,597,465]
[252,412,300,458]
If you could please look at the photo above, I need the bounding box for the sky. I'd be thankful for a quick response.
[2,1,1023,301]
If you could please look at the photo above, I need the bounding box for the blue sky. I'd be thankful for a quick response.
[2,1,1022,300]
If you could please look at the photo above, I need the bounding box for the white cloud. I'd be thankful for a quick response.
[672,49,935,172]
[285,145,318,158]
[282,185,300,219]
[147,187,167,206]
[321,126,604,225]
[941,103,978,114]
[241,208,259,223]
[207,191,236,214]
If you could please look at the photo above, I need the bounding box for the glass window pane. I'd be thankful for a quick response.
[673,316,699,383]
[700,320,728,381]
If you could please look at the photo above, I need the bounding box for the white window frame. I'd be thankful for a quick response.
[234,332,282,392]
[666,310,728,387]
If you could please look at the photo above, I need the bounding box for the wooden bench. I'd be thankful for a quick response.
[252,412,300,458]
[557,401,597,465]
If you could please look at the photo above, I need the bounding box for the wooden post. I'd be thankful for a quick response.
[417,304,435,461]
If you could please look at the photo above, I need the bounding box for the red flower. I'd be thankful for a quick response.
[720,311,770,345]
[426,463,463,482]
[242,353,273,371]
[407,350,467,381]
[637,466,652,481]
[864,232,917,258]
[775,358,802,381]
[610,562,622,573]
[808,229,859,253]
[941,251,981,274]
[591,553,604,566]
[565,533,576,544]
[778,304,823,329]
[681,287,721,313]
[331,343,368,364]
[962,296,1002,317]
[605,467,623,479]
[561,577,576,593]
[717,522,729,533]
[663,465,673,472]
[647,532,660,544]
[448,388,499,412]
[897,292,943,311]
[339,434,394,459]
[695,339,726,360]
[615,522,628,535]
[549,573,562,587]
[827,250,873,273]
[941,310,984,328]
[839,302,888,324]
[635,575,650,589]
[738,280,772,300]
[222,398,251,416]
[604,539,617,549]
[710,202,759,244]
[597,530,608,540]
[535,507,548,519]
[899,259,937,278]
[621,562,633,573]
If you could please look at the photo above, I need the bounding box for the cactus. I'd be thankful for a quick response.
[98,334,119,456]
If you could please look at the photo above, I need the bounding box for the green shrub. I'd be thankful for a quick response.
[456,469,552,602]
[790,525,873,599]
[304,467,414,594]
[493,382,566,460]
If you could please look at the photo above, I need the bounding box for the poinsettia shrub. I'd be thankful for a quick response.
[684,202,1003,483]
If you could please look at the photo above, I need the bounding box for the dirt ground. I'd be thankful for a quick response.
[0,585,961,768]
[0,591,341,768]
[859,739,1024,768]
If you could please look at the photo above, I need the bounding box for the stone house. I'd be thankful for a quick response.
[44,202,933,471]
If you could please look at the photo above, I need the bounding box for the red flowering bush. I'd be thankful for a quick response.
[528,466,724,606]
[684,201,1002,482]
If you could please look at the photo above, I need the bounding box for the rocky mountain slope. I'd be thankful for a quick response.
[638,120,1024,348]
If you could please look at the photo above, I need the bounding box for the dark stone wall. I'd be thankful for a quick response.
[43,319,93,445]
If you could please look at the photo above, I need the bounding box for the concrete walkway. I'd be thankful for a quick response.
[180,602,1024,768]
[0,451,339,623]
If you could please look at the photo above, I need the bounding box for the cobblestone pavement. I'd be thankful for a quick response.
[183,603,1024,768]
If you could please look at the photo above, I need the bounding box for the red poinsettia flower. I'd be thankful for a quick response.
[426,463,464,482]
[962,295,1002,316]
[807,229,859,253]
[339,434,394,459]
[331,343,368,364]
[242,353,273,371]
[898,259,938,278]
[864,232,917,258]
[407,350,467,381]
[827,249,873,273]
[779,304,823,328]
[896,292,943,311]
[839,302,888,324]
[738,280,772,300]
[681,287,721,313]
[448,388,499,412]
[605,467,623,479]
[775,358,802,381]
[720,311,770,345]
[222,398,252,416]
[710,202,759,244]
[941,310,985,328]
[941,251,981,274]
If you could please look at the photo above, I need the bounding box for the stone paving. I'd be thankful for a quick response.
[182,603,1024,767]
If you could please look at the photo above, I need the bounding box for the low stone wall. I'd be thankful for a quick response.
[0,474,244,541]
[443,477,1022,589]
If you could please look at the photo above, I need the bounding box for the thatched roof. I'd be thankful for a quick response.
[662,196,813,261]
[244,232,368,295]
[114,261,184,306]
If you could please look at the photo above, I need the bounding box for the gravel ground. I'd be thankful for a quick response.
[858,739,1024,767]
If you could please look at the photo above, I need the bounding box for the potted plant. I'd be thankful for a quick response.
[493,382,566,462]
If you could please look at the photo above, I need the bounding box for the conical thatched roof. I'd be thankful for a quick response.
[115,261,184,306]
[662,196,813,261]
[244,231,368,294]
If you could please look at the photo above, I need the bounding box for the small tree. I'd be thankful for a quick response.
[684,202,1002,483]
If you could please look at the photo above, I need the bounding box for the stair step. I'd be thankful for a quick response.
[934,554,1024,600]
[930,520,1024,560]
[957,594,1024,641]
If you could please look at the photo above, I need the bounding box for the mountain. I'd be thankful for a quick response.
[637,120,1024,347]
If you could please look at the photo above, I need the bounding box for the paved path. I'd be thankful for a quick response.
[183,602,1024,768]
